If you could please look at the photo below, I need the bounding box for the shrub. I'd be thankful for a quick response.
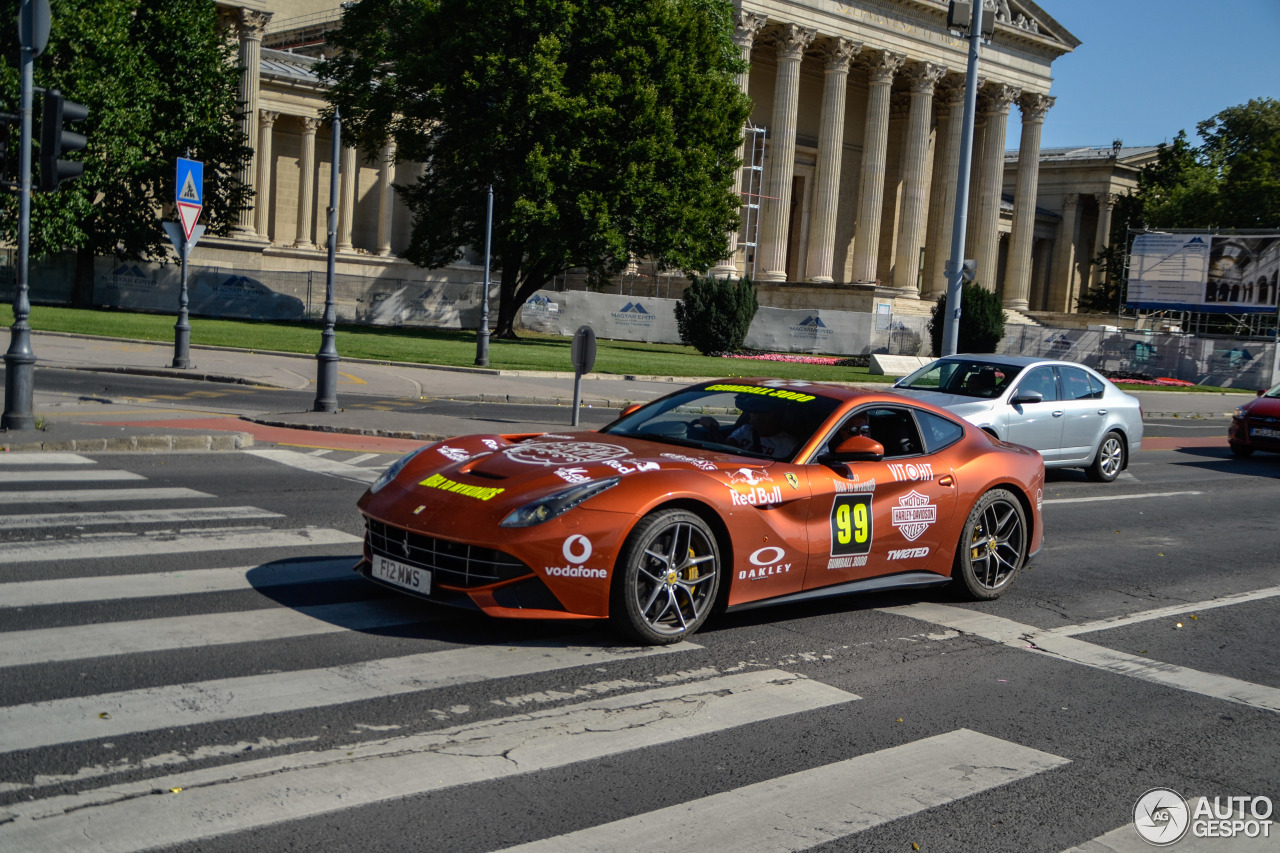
[674,274,759,355]
[927,282,1006,356]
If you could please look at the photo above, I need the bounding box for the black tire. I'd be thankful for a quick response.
[1229,442,1254,458]
[952,489,1028,601]
[1086,430,1126,482]
[610,510,721,645]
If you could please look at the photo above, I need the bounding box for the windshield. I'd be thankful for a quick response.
[897,359,1023,399]
[1265,383,1280,399]
[601,382,841,462]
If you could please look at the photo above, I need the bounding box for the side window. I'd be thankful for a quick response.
[1059,366,1098,401]
[1015,366,1059,402]
[1088,372,1107,399]
[914,410,965,453]
[865,407,924,458]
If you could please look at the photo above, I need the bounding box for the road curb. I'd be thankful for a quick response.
[1,432,255,453]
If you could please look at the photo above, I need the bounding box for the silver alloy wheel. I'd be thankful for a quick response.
[966,496,1026,591]
[628,517,718,638]
[1098,434,1124,479]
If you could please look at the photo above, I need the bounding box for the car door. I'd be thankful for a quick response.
[1005,365,1065,461]
[803,406,958,590]
[1056,365,1106,463]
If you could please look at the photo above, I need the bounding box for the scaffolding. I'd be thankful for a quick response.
[739,124,766,279]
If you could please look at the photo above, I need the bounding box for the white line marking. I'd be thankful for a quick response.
[1043,490,1202,505]
[0,453,95,465]
[345,453,378,465]
[244,448,379,483]
[0,641,700,754]
[502,729,1068,853]
[884,602,1280,715]
[0,601,431,668]
[0,527,359,565]
[0,505,283,531]
[307,449,333,456]
[0,671,851,853]
[0,557,357,609]
[0,487,213,504]
[1051,585,1280,637]
[0,469,143,483]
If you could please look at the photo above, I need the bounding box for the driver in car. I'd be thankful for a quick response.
[697,395,798,458]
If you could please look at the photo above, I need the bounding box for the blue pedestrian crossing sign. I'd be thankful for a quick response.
[176,157,204,242]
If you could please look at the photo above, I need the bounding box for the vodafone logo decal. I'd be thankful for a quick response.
[563,535,593,564]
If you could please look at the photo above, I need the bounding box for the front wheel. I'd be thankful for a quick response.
[610,510,721,644]
[1086,430,1126,482]
[1229,441,1254,458]
[953,489,1028,600]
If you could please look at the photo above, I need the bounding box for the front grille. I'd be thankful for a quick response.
[366,518,531,588]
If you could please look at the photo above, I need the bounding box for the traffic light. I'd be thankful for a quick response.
[38,88,88,192]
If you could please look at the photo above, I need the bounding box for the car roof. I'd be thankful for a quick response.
[940,354,1089,370]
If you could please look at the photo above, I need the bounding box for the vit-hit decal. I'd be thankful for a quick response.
[830,494,873,556]
[437,445,471,462]
[887,462,934,482]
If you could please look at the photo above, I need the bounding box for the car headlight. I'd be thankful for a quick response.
[500,477,621,528]
[370,446,429,494]
[1234,406,1248,419]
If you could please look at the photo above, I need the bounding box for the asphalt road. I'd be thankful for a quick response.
[0,418,1277,851]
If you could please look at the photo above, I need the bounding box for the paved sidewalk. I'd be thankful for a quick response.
[0,330,1249,453]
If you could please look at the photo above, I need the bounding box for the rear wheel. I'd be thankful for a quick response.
[953,489,1028,601]
[1229,442,1254,458]
[610,510,720,645]
[1086,430,1125,482]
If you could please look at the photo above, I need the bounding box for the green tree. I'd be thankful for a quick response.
[674,274,757,355]
[320,0,752,339]
[0,0,252,306]
[927,283,1005,356]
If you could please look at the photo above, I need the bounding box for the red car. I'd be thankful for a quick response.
[1229,382,1280,456]
[356,379,1045,644]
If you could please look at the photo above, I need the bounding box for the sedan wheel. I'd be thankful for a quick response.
[1086,431,1125,482]
[611,510,720,645]
[1230,442,1254,458]
[953,489,1027,600]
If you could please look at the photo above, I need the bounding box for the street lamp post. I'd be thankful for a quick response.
[940,0,990,357]
[313,108,340,413]
[475,184,493,367]
[2,13,38,431]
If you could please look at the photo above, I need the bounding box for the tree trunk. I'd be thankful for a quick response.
[72,248,95,308]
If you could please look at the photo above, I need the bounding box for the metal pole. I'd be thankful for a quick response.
[171,240,191,368]
[3,41,36,430]
[313,107,340,413]
[475,184,493,366]
[940,0,984,357]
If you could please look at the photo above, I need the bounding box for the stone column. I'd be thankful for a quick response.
[376,139,397,257]
[1049,193,1081,311]
[712,11,768,278]
[805,37,860,283]
[292,117,320,249]
[757,24,816,282]
[965,110,987,251]
[851,50,905,284]
[892,62,945,293]
[337,146,357,252]
[923,82,965,298]
[973,83,1020,290]
[233,9,271,236]
[254,110,278,241]
[1091,192,1116,288]
[1004,93,1053,309]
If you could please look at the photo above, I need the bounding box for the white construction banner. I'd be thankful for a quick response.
[1128,232,1280,314]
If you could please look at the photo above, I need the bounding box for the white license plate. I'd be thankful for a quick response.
[372,554,431,594]
[1250,427,1280,439]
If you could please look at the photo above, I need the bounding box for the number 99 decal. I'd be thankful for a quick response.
[830,494,873,556]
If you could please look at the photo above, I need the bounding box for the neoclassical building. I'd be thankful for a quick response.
[200,1,1112,317]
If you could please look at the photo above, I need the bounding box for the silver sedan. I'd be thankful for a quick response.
[892,354,1144,482]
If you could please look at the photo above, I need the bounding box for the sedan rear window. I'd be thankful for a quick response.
[898,360,1022,399]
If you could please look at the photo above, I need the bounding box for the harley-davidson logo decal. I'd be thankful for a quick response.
[891,489,937,542]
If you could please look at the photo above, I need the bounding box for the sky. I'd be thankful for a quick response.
[1004,0,1280,151]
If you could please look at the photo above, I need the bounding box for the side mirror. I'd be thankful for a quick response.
[1258,389,1266,398]
[1010,390,1043,406]
[619,403,644,417]
[818,435,885,465]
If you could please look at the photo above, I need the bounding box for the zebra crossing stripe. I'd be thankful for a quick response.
[0,670,852,853]
[0,527,360,565]
[0,641,700,754]
[0,487,213,504]
[0,469,144,483]
[345,453,379,465]
[0,453,95,465]
[0,600,433,668]
[0,557,356,609]
[500,728,1069,853]
[0,505,283,531]
[244,448,380,483]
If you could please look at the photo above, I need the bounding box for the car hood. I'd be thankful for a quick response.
[891,387,997,419]
[1243,396,1280,419]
